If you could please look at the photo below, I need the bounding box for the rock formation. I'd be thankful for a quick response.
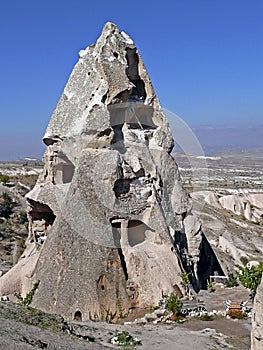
[251,278,263,349]
[0,22,223,321]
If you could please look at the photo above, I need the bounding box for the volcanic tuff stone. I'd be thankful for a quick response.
[0,22,223,321]
[251,279,263,350]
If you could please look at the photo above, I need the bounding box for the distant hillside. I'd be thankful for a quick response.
[188,124,263,155]
[0,158,43,166]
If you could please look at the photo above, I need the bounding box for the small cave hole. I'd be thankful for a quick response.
[97,275,107,291]
[113,52,119,59]
[74,310,82,321]
[113,179,131,199]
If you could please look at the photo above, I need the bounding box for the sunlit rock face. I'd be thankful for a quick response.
[251,279,263,350]
[0,22,223,321]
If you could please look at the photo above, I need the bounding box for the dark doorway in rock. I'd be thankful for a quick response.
[74,310,82,321]
[127,220,147,247]
[197,233,225,289]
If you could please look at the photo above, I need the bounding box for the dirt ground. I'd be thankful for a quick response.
[0,285,252,350]
[120,284,252,350]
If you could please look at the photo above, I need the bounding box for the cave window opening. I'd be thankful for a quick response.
[54,155,75,185]
[28,200,56,245]
[125,48,146,101]
[74,310,82,321]
[127,220,146,247]
[113,179,131,199]
[108,103,157,149]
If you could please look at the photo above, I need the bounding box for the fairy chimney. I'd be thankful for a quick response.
[0,22,223,320]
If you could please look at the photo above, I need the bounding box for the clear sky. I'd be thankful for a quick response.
[0,0,262,160]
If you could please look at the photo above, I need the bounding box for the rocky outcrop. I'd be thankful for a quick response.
[193,191,263,224]
[0,22,223,320]
[251,278,263,349]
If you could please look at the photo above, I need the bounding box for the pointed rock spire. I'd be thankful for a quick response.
[0,23,223,321]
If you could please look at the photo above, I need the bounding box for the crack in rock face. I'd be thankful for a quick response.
[0,22,223,321]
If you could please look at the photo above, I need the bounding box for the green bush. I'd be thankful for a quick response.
[116,298,124,318]
[166,293,183,315]
[236,262,263,292]
[22,280,40,306]
[109,331,142,346]
[225,273,239,288]
[198,313,217,321]
[179,272,190,290]
[0,173,10,184]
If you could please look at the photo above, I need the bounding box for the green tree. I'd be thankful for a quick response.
[0,173,10,184]
[236,262,263,292]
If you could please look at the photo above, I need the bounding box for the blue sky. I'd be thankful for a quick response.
[0,0,262,159]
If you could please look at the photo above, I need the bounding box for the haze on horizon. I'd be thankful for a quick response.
[0,0,262,160]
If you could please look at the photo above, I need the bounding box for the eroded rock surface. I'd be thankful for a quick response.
[251,278,263,350]
[0,22,222,321]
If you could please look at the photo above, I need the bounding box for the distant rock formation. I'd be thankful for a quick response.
[0,22,223,321]
[251,279,263,349]
[193,191,263,224]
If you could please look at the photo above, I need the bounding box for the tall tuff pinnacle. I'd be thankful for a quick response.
[0,23,223,321]
[43,21,174,153]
